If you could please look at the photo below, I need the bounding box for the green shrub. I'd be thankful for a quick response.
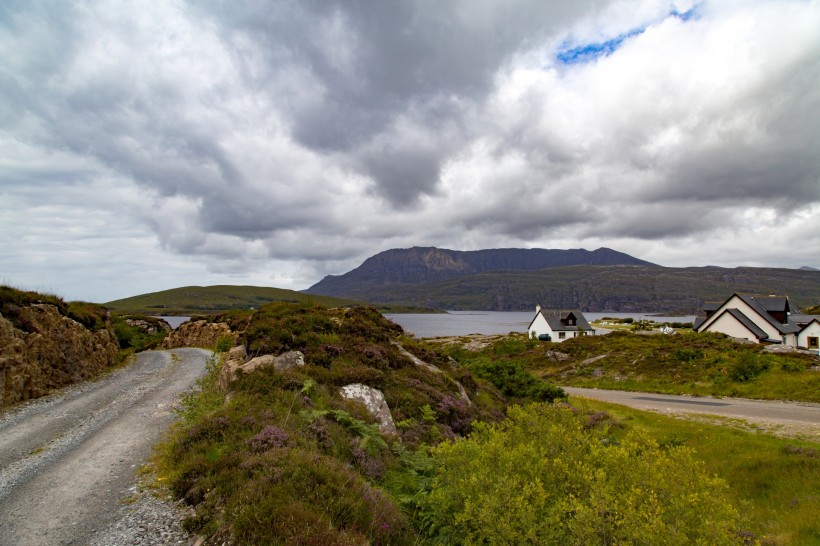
[469,357,565,402]
[730,352,771,382]
[420,403,740,545]
[112,316,167,352]
[673,348,703,362]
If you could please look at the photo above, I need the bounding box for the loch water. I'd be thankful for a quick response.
[384,311,696,338]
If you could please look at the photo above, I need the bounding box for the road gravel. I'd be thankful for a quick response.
[0,348,211,545]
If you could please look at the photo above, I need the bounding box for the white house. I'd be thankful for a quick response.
[528,306,595,342]
[793,316,820,350]
[693,294,817,347]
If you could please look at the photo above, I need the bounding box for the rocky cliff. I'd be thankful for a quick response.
[0,304,119,406]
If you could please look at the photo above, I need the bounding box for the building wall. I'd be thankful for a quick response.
[708,312,761,343]
[698,295,784,342]
[797,322,820,349]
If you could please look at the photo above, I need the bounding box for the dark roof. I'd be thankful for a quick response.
[736,294,799,334]
[796,317,820,333]
[747,295,790,313]
[725,308,768,340]
[530,308,594,332]
[789,314,820,326]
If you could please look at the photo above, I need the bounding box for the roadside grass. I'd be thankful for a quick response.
[569,396,820,545]
[435,331,820,403]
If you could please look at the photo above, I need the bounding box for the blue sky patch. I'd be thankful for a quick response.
[556,5,700,65]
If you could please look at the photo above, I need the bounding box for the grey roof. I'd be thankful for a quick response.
[737,294,799,334]
[789,314,820,326]
[531,308,594,332]
[725,308,768,340]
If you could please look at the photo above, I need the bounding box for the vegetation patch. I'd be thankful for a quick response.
[433,330,820,402]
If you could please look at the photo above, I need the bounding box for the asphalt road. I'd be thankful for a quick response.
[0,348,211,546]
[563,387,820,438]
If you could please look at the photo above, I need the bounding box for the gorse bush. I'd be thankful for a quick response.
[421,403,740,545]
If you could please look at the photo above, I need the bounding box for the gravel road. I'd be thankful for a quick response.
[0,348,211,545]
[564,387,820,439]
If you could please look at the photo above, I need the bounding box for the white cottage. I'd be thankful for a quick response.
[793,316,820,350]
[528,306,595,342]
[692,294,820,348]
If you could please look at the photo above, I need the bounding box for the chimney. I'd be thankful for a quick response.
[536,305,541,313]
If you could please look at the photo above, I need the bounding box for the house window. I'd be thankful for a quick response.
[809,337,819,349]
[559,332,566,339]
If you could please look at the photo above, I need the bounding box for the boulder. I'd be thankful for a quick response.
[161,320,236,349]
[217,348,305,392]
[339,383,397,435]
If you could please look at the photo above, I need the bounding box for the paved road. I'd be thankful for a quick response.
[0,348,211,545]
[564,387,820,438]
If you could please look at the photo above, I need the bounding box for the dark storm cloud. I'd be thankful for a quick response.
[2,0,820,302]
[193,0,591,204]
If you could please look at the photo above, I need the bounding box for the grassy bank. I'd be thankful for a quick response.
[569,396,820,545]
[433,331,820,402]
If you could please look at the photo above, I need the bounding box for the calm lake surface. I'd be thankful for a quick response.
[385,311,696,338]
[152,316,191,329]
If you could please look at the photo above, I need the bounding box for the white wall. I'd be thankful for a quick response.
[797,322,820,349]
[707,312,761,343]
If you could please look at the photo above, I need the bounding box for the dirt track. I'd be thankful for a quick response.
[0,348,210,545]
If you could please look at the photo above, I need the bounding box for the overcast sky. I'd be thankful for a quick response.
[2,0,819,302]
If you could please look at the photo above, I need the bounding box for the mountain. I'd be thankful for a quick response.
[308,249,820,312]
[799,266,818,271]
[104,285,359,315]
[307,246,656,299]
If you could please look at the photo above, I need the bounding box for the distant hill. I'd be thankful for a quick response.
[799,266,818,271]
[307,246,655,299]
[311,260,820,313]
[104,285,359,315]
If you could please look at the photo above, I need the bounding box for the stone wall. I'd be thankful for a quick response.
[161,320,236,350]
[0,304,120,406]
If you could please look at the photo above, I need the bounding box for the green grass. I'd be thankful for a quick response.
[436,331,820,403]
[104,285,361,315]
[569,397,820,545]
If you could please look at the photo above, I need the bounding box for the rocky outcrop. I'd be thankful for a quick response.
[217,347,305,392]
[123,316,171,334]
[161,320,235,349]
[339,383,397,434]
[0,305,119,406]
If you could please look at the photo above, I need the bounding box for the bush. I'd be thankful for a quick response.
[420,404,740,545]
[730,352,771,382]
[469,358,565,402]
[673,348,703,362]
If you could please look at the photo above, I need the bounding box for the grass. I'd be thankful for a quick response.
[153,303,507,544]
[151,303,820,543]
[103,285,361,315]
[434,330,820,403]
[569,396,820,545]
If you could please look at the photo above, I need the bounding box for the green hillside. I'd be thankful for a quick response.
[104,285,359,315]
[327,265,820,312]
